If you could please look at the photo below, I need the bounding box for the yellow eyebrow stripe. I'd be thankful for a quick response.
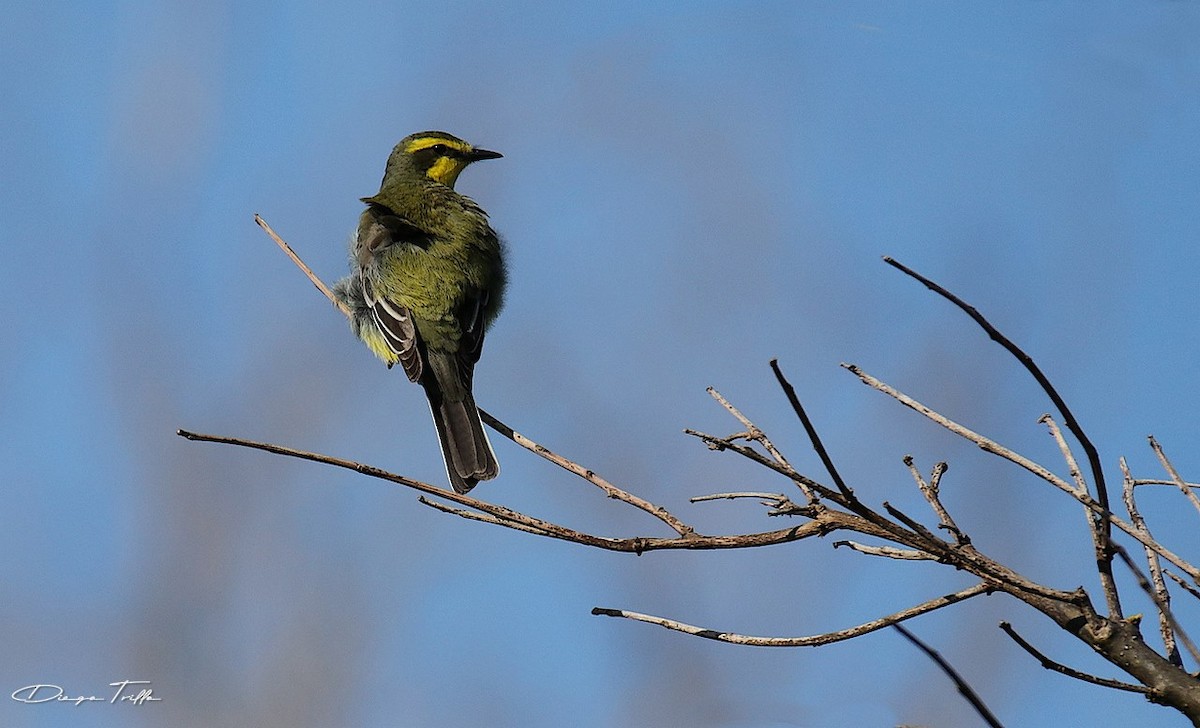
[404,136,472,154]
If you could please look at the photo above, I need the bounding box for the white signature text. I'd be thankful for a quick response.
[11,680,161,706]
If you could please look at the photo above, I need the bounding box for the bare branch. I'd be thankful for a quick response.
[903,456,968,545]
[478,410,696,537]
[1042,413,1123,619]
[882,501,944,547]
[175,429,872,554]
[684,428,836,500]
[1165,570,1200,602]
[833,541,934,561]
[255,214,352,318]
[844,363,1075,492]
[704,386,815,502]
[1038,414,1088,497]
[1149,436,1200,520]
[175,429,632,549]
[770,359,855,502]
[892,623,1004,728]
[417,496,555,537]
[1121,457,1181,665]
[690,492,793,508]
[1132,478,1200,489]
[998,622,1151,694]
[843,364,1200,584]
[592,583,992,646]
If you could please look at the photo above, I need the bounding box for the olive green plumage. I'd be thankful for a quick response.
[334,131,506,493]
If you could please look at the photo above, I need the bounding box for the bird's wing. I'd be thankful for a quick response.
[354,207,430,382]
[355,204,432,260]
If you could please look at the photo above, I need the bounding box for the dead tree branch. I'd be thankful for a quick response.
[893,623,1004,728]
[1121,457,1182,666]
[999,622,1152,694]
[591,583,992,647]
[179,218,1200,722]
[1148,436,1200,521]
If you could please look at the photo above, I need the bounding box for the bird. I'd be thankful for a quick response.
[333,131,506,493]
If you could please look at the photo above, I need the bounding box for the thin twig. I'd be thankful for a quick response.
[1041,413,1122,619]
[1149,436,1200,520]
[1121,457,1181,665]
[479,410,696,537]
[882,501,944,548]
[1133,479,1200,489]
[417,496,555,537]
[591,583,991,647]
[689,491,805,518]
[844,363,1075,492]
[892,623,1004,728]
[998,622,1151,693]
[255,214,352,318]
[684,429,836,500]
[705,387,815,502]
[1165,570,1200,602]
[690,492,791,505]
[706,387,788,467]
[833,541,934,561]
[1038,414,1088,497]
[770,359,854,502]
[903,457,968,545]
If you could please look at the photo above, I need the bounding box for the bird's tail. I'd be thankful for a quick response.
[423,381,499,494]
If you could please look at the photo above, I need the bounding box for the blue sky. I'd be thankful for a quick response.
[2,2,1198,726]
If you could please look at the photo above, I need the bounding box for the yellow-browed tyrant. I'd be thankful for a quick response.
[334,131,505,493]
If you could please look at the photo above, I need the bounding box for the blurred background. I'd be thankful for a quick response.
[3,2,1198,726]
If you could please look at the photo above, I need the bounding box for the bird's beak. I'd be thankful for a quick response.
[468,147,503,161]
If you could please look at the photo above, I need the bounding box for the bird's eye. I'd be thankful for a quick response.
[430,144,448,154]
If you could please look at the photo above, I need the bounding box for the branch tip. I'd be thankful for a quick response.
[892,624,1004,728]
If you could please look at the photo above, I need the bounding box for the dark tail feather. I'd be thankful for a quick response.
[424,386,499,494]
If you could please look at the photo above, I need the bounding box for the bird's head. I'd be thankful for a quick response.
[382,131,502,189]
